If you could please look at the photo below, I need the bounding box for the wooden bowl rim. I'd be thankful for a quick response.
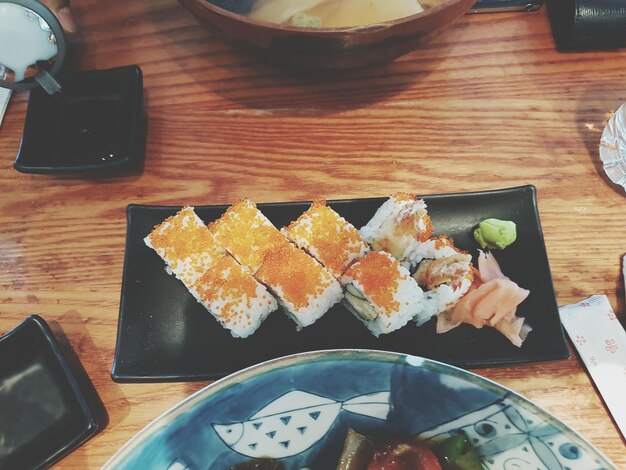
[180,0,471,35]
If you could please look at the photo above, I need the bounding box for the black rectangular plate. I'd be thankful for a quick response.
[0,315,103,469]
[112,185,569,382]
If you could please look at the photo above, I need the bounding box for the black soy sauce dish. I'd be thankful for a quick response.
[14,65,145,174]
[0,315,105,469]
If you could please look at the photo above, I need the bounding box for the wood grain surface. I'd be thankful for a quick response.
[1,0,625,468]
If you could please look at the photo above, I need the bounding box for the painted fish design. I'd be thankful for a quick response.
[213,390,391,459]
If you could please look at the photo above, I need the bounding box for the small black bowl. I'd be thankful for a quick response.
[14,65,144,174]
[0,315,105,469]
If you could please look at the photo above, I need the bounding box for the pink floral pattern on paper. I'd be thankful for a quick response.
[575,335,586,346]
[607,310,617,321]
[605,339,618,354]
[589,356,598,367]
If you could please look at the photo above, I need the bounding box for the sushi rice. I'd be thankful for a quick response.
[281,200,369,279]
[210,199,286,274]
[359,194,476,326]
[190,254,278,338]
[404,234,459,268]
[144,195,525,345]
[144,206,225,289]
[341,251,424,336]
[145,206,277,338]
[255,242,343,328]
[359,193,433,262]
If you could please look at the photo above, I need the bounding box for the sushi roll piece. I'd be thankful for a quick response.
[359,193,433,262]
[190,254,278,338]
[282,200,369,279]
[210,199,287,274]
[404,234,460,268]
[144,206,225,289]
[146,207,278,338]
[255,242,343,328]
[341,251,424,336]
[411,240,476,326]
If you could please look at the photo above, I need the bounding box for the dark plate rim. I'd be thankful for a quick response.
[13,65,144,174]
[0,315,102,468]
[123,185,536,213]
[111,185,569,382]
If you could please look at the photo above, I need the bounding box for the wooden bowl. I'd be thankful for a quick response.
[176,0,476,70]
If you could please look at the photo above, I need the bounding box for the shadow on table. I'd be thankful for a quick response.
[143,3,459,113]
[575,83,626,320]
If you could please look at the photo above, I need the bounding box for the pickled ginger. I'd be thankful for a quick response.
[436,251,532,347]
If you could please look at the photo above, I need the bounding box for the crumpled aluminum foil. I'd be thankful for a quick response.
[600,103,626,192]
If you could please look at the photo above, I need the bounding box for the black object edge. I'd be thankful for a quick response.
[13,65,145,174]
[0,315,105,468]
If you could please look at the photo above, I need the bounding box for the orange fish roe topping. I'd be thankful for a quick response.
[344,252,402,314]
[194,255,261,322]
[210,199,286,272]
[284,200,367,277]
[434,234,456,250]
[391,192,417,202]
[256,243,332,311]
[148,207,223,268]
[419,215,434,242]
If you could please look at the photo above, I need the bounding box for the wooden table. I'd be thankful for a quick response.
[1,0,625,467]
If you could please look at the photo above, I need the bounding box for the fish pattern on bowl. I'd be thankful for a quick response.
[104,350,615,470]
[213,390,390,459]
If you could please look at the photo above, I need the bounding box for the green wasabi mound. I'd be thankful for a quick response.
[474,218,517,250]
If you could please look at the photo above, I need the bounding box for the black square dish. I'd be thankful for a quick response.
[0,315,103,469]
[112,185,569,382]
[14,65,144,174]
